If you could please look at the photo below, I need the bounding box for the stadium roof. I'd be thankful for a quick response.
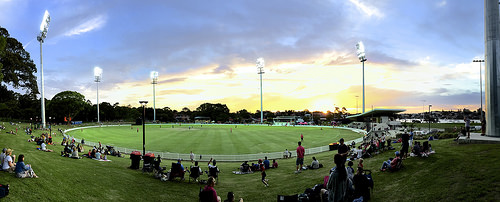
[346,108,406,120]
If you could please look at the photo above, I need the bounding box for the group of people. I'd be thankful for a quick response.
[322,153,371,201]
[1,148,38,178]
[200,177,244,202]
[411,141,434,157]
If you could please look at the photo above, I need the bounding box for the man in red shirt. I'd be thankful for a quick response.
[295,141,305,173]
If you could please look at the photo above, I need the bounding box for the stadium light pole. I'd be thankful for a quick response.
[37,10,50,129]
[428,104,432,133]
[150,71,158,123]
[473,59,485,121]
[257,58,265,123]
[139,101,148,155]
[94,67,102,123]
[356,41,367,113]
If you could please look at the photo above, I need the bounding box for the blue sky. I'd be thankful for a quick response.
[0,0,485,113]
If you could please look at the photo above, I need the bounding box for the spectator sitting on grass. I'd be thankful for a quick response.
[177,159,186,173]
[190,161,202,176]
[0,148,7,170]
[347,161,355,182]
[263,156,270,169]
[95,150,102,160]
[272,159,278,168]
[39,142,53,152]
[200,176,221,202]
[71,146,80,159]
[2,149,16,173]
[358,158,364,169]
[15,154,38,178]
[412,141,421,157]
[240,161,249,172]
[224,191,243,202]
[283,149,289,159]
[307,156,320,169]
[380,151,401,171]
[91,149,96,159]
[208,158,218,170]
[353,167,370,201]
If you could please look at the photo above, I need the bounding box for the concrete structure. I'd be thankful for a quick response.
[485,0,500,137]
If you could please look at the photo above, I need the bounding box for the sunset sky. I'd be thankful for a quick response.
[0,0,485,113]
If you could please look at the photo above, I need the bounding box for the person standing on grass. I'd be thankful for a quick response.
[401,132,409,159]
[464,116,471,138]
[190,151,195,163]
[295,141,305,173]
[301,134,304,141]
[324,154,349,202]
[260,163,269,187]
[338,138,349,160]
[481,112,486,136]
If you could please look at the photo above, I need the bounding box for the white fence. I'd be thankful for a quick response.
[64,124,365,162]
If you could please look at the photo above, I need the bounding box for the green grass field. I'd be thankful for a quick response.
[68,124,360,154]
[1,123,499,201]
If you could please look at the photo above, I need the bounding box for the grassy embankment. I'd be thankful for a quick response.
[0,123,499,201]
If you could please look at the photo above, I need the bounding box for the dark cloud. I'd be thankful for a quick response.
[368,52,417,67]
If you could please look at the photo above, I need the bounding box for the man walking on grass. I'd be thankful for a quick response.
[295,141,305,173]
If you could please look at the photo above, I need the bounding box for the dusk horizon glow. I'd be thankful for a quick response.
[0,0,485,114]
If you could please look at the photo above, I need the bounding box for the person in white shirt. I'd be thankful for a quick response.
[190,151,195,163]
[2,149,16,172]
[307,156,320,169]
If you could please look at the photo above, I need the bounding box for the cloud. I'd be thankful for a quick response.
[159,89,204,95]
[64,15,106,36]
[368,52,417,67]
[437,0,447,7]
[158,78,186,84]
[348,0,384,18]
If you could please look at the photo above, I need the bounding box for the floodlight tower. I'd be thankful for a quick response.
[473,59,485,122]
[356,41,367,113]
[150,71,158,123]
[257,58,265,123]
[94,67,102,123]
[37,10,50,129]
[139,101,148,155]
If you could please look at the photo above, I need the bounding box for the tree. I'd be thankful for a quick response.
[0,27,38,95]
[195,103,230,122]
[48,91,87,123]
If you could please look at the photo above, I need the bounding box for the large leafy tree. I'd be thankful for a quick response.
[195,103,230,122]
[48,91,88,122]
[0,26,38,95]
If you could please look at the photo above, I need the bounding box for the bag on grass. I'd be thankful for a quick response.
[0,184,10,198]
